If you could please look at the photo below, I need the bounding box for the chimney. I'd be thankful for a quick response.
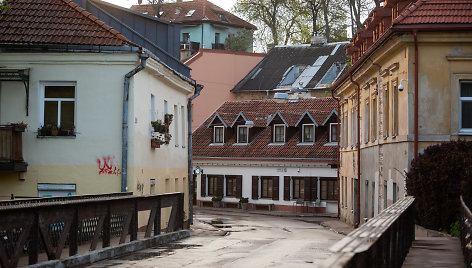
[311,36,327,47]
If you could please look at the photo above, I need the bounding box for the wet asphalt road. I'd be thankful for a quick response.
[87,208,344,268]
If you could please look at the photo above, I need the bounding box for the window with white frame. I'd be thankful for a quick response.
[40,82,76,134]
[174,105,179,146]
[213,126,224,144]
[392,79,399,136]
[302,124,314,143]
[460,81,472,132]
[237,125,249,143]
[273,124,285,143]
[330,123,338,143]
[371,95,377,141]
[383,83,389,138]
[365,101,369,143]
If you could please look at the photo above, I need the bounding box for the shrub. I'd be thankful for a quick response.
[211,196,222,202]
[239,197,249,203]
[406,140,472,231]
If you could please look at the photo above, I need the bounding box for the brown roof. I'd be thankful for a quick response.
[394,0,472,25]
[0,0,134,47]
[331,0,472,92]
[130,0,257,30]
[193,98,338,161]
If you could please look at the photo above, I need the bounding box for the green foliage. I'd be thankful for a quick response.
[406,140,472,231]
[211,196,223,202]
[1,0,11,11]
[239,197,249,203]
[224,29,254,52]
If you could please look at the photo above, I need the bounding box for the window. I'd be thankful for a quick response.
[273,124,285,143]
[40,82,76,134]
[182,32,190,43]
[371,95,377,141]
[343,112,348,147]
[151,94,156,122]
[341,176,344,206]
[321,178,337,200]
[213,126,224,144]
[460,81,472,132]
[181,106,185,147]
[383,183,387,209]
[164,100,168,114]
[292,177,304,199]
[38,183,76,197]
[329,123,338,143]
[365,102,369,143]
[393,182,397,203]
[261,177,273,198]
[371,181,375,217]
[392,80,399,136]
[365,180,369,219]
[317,62,345,86]
[215,33,220,44]
[302,124,314,143]
[174,105,179,146]
[208,176,218,196]
[226,176,237,197]
[279,65,308,86]
[383,83,389,137]
[185,10,195,17]
[237,125,249,143]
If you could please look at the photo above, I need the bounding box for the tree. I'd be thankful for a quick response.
[224,29,254,52]
[1,0,11,11]
[146,0,167,18]
[406,140,472,232]
[345,0,376,37]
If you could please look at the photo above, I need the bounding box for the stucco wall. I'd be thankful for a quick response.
[187,50,264,131]
[181,23,249,51]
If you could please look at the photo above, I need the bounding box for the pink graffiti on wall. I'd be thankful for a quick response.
[96,155,121,176]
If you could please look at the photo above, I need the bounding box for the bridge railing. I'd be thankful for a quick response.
[321,196,415,268]
[0,192,184,268]
[460,195,472,268]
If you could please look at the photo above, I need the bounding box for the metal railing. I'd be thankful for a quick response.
[321,196,415,268]
[460,195,472,268]
[0,192,184,268]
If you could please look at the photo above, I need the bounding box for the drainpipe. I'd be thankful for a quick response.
[349,71,361,228]
[413,30,419,159]
[188,82,203,225]
[121,52,149,192]
[330,88,341,218]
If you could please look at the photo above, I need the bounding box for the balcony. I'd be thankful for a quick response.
[180,41,200,54]
[212,43,225,50]
[0,124,28,171]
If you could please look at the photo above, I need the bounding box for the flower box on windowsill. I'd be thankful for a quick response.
[151,140,161,148]
[37,125,75,137]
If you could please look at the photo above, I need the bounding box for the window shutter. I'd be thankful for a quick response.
[236,175,242,198]
[217,175,224,197]
[252,176,259,200]
[201,174,207,197]
[272,177,279,200]
[304,177,311,201]
[284,176,290,201]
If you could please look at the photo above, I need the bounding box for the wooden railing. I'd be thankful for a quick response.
[321,196,415,268]
[0,125,27,172]
[460,195,472,268]
[0,192,184,268]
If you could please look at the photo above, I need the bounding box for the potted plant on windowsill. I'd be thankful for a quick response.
[212,196,223,208]
[12,122,27,132]
[151,137,165,148]
[239,197,249,210]
[151,120,168,133]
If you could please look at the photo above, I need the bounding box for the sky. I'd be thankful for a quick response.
[107,0,237,11]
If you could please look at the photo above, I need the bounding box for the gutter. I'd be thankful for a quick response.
[188,82,204,225]
[349,71,361,228]
[121,52,149,192]
[330,87,341,218]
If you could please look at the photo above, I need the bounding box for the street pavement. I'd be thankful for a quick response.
[87,208,350,268]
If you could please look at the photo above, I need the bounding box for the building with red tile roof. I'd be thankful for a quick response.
[331,0,472,227]
[192,98,339,213]
[131,0,257,58]
[0,0,196,226]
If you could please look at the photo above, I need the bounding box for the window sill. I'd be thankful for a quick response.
[324,142,337,146]
[458,130,472,135]
[268,143,285,146]
[209,143,224,146]
[37,135,76,139]
[233,143,249,146]
[297,142,315,146]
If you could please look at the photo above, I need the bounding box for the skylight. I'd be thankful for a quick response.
[186,10,195,17]
[279,65,308,86]
[317,62,346,87]
[216,13,228,22]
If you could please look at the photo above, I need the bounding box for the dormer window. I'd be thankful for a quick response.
[302,124,314,143]
[237,125,249,143]
[329,123,338,143]
[274,124,286,143]
[213,126,224,144]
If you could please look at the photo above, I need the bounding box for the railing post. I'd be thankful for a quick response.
[130,199,138,241]
[28,210,39,265]
[154,197,161,236]
[178,193,184,230]
[69,206,78,256]
[103,203,111,248]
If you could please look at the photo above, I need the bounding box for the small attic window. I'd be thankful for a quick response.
[159,11,164,16]
[279,65,308,86]
[175,8,181,14]
[186,9,195,17]
[216,13,228,22]
[317,62,345,87]
[251,68,262,79]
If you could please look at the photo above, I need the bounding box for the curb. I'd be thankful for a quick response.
[27,230,190,268]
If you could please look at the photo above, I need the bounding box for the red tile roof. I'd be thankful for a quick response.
[394,0,472,25]
[193,98,338,162]
[130,0,257,30]
[0,0,135,47]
